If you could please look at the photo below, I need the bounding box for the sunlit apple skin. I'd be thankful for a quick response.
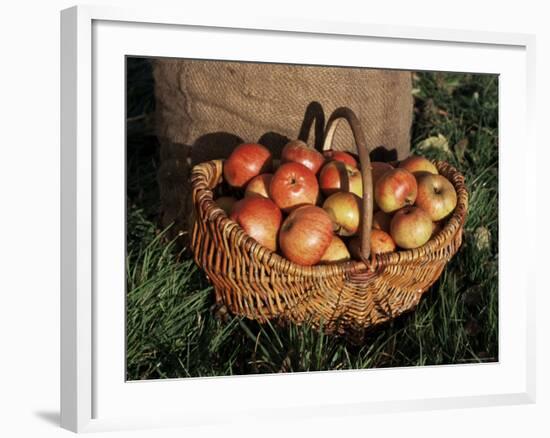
[269,162,319,212]
[318,161,363,197]
[244,173,273,198]
[398,155,438,175]
[323,150,358,168]
[230,196,282,252]
[390,206,432,249]
[281,140,325,174]
[215,196,237,215]
[415,173,457,221]
[374,168,417,213]
[278,206,333,266]
[372,211,392,233]
[370,162,394,211]
[223,143,272,189]
[320,235,351,264]
[322,192,362,236]
[370,229,397,254]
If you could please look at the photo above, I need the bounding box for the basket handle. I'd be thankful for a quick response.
[297,101,325,150]
[322,107,373,262]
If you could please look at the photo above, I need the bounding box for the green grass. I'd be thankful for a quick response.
[126,59,498,380]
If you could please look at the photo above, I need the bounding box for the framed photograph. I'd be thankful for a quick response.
[61,4,536,433]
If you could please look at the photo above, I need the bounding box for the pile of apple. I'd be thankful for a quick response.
[215,140,457,266]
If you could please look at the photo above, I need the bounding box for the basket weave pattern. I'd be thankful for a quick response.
[191,159,468,336]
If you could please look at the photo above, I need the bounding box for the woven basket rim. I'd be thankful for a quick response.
[191,158,468,277]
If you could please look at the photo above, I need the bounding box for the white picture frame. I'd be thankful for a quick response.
[60,4,536,433]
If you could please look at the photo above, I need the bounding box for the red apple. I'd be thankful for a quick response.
[322,192,362,236]
[348,230,396,259]
[278,206,333,266]
[374,168,417,213]
[372,210,392,233]
[269,162,319,212]
[244,173,273,199]
[370,229,397,255]
[318,161,363,197]
[369,162,394,211]
[414,173,457,221]
[230,196,282,252]
[398,155,438,175]
[215,196,237,215]
[281,140,325,174]
[371,162,394,186]
[320,235,351,264]
[323,150,358,168]
[390,206,432,249]
[223,143,272,189]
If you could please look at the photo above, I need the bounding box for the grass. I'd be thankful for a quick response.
[126,59,498,380]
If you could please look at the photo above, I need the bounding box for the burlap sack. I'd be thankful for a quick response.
[154,59,413,242]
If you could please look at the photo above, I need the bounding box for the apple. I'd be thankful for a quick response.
[413,170,433,180]
[269,162,319,212]
[318,161,363,197]
[398,155,438,175]
[323,150,358,168]
[372,210,392,233]
[348,230,396,259]
[320,235,351,264]
[229,196,282,252]
[322,192,362,236]
[371,162,394,186]
[278,205,333,266]
[370,229,396,255]
[374,168,417,213]
[223,143,272,189]
[244,173,273,198]
[281,139,325,174]
[390,206,433,249]
[369,162,394,211]
[414,173,457,221]
[215,196,237,215]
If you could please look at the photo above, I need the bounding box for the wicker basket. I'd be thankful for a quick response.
[190,107,468,338]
